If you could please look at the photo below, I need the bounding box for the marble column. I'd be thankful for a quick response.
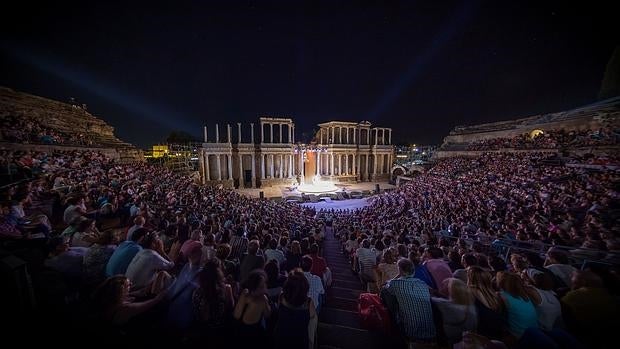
[260,123,264,143]
[352,154,356,176]
[346,127,350,144]
[227,154,233,179]
[227,124,232,143]
[269,154,276,178]
[388,130,392,144]
[279,154,283,178]
[330,153,334,175]
[216,154,222,180]
[251,123,255,143]
[238,154,243,187]
[345,154,349,175]
[261,154,266,179]
[251,153,256,187]
[203,126,208,142]
[204,153,210,181]
[270,124,273,143]
[279,124,282,143]
[289,154,293,178]
[215,124,220,143]
[237,123,242,143]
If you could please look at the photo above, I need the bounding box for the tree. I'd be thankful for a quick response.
[166,130,198,144]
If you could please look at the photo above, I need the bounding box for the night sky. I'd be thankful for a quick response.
[1,1,617,148]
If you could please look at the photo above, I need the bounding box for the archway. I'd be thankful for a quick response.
[529,129,544,139]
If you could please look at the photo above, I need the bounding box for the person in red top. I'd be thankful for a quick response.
[307,243,327,279]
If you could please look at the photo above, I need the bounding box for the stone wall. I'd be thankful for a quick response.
[0,86,143,162]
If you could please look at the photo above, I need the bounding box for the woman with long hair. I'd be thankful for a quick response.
[274,271,317,349]
[432,278,478,345]
[192,260,234,331]
[90,275,166,327]
[467,266,507,340]
[233,269,272,348]
[496,271,538,340]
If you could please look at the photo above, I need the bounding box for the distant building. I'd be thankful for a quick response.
[200,117,394,188]
[394,144,435,166]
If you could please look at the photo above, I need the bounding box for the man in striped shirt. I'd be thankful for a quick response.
[383,258,436,342]
[229,227,248,261]
[356,239,377,284]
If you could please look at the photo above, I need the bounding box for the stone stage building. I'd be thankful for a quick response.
[200,117,394,188]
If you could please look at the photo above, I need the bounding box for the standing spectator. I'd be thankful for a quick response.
[301,255,325,314]
[274,271,317,349]
[239,240,265,282]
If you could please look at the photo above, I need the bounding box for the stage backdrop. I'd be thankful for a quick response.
[304,151,317,184]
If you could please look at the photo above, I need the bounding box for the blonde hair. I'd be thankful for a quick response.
[467,266,502,311]
[446,278,474,305]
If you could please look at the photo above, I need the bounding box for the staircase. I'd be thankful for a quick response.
[317,227,406,349]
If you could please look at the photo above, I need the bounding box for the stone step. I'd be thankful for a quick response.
[319,307,361,328]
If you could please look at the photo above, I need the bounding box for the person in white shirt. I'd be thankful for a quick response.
[63,196,87,225]
[544,248,577,288]
[264,238,286,267]
[301,256,325,313]
[125,231,174,291]
[126,215,146,241]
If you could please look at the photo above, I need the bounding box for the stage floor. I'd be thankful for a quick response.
[236,181,396,199]
[301,198,370,210]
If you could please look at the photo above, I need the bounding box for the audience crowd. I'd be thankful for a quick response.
[459,127,618,151]
[1,130,618,348]
[330,151,619,348]
[1,115,97,146]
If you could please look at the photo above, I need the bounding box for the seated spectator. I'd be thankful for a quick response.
[524,272,562,331]
[561,270,617,348]
[63,196,87,225]
[356,239,377,287]
[200,232,217,265]
[301,255,325,314]
[274,271,317,349]
[105,228,148,277]
[284,240,302,273]
[382,258,436,343]
[375,247,399,292]
[265,259,286,302]
[83,230,117,289]
[166,241,204,330]
[432,278,478,345]
[89,275,167,327]
[453,253,478,282]
[307,243,328,280]
[126,215,145,241]
[216,243,237,281]
[192,259,234,342]
[65,218,99,247]
[44,236,89,280]
[239,239,265,282]
[409,251,437,289]
[264,238,286,267]
[125,231,174,291]
[423,247,453,296]
[544,248,577,289]
[496,272,538,340]
[233,269,272,348]
[467,266,507,340]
